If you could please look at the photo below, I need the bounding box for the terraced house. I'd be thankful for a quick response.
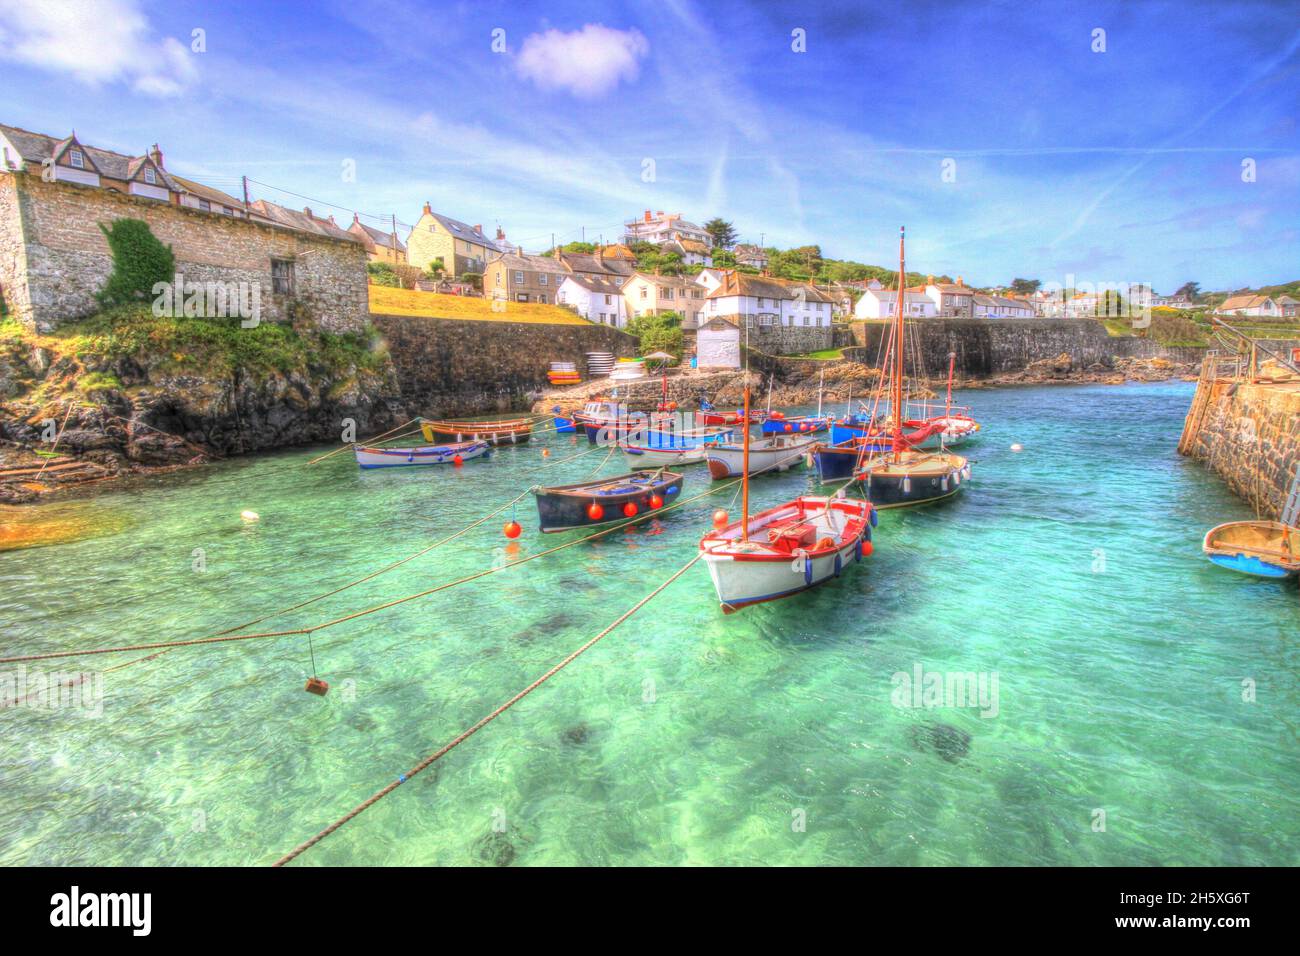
[622,272,706,329]
[405,203,505,278]
[700,270,834,353]
[347,213,407,265]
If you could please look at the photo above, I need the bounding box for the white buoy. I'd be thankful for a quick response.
[1010,443,1023,452]
[240,510,260,522]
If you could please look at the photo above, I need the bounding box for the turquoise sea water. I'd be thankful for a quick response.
[1,381,1297,866]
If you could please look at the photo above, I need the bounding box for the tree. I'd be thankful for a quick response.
[1174,281,1200,300]
[97,218,175,307]
[703,218,737,250]
[1010,278,1041,295]
[627,310,684,360]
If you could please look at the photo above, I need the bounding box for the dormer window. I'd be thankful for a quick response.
[144,167,156,185]
[69,149,84,169]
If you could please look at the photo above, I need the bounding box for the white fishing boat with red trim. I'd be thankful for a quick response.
[353,439,491,469]
[697,385,876,613]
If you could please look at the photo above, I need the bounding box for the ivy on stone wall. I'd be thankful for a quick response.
[96,218,176,308]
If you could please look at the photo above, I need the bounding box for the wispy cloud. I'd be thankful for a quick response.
[0,0,197,96]
[515,24,648,99]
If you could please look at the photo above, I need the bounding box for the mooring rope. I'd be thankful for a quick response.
[0,477,741,665]
[271,552,703,867]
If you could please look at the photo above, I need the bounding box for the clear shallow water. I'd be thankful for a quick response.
[1,382,1297,866]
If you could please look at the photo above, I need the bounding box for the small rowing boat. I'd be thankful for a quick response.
[422,418,532,445]
[705,434,816,479]
[353,439,490,469]
[759,412,829,435]
[620,426,734,468]
[532,469,685,533]
[1202,520,1300,578]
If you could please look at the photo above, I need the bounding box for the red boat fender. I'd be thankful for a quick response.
[769,411,785,420]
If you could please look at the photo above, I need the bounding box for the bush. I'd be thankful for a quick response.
[367,262,400,287]
[97,218,175,307]
[628,310,684,360]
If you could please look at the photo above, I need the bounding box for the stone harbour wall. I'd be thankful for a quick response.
[1,172,369,333]
[747,322,834,355]
[372,312,639,417]
[847,317,1204,376]
[1180,379,1300,520]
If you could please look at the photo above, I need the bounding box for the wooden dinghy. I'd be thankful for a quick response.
[422,418,532,445]
[620,426,734,468]
[705,434,817,479]
[353,439,490,469]
[532,469,685,533]
[1202,521,1300,578]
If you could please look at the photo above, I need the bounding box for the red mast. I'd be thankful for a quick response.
[892,226,906,462]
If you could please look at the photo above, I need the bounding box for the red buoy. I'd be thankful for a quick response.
[305,677,330,696]
[587,502,604,521]
[622,501,638,518]
[784,423,793,432]
[452,454,464,466]
[542,448,551,458]
[649,494,663,509]
[712,509,728,527]
[862,539,874,556]
[504,520,522,539]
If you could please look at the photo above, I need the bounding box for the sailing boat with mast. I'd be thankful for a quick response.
[699,385,877,613]
[838,227,971,507]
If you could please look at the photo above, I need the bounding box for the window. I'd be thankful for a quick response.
[69,149,84,169]
[604,295,612,304]
[640,288,648,299]
[272,258,295,295]
[144,168,157,185]
[514,271,525,285]
[515,293,528,302]
[222,206,233,215]
[539,274,548,285]
[199,199,211,212]
[663,288,674,299]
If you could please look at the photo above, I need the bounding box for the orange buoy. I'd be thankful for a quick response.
[587,502,604,521]
[622,501,638,518]
[452,454,464,466]
[305,677,330,696]
[862,539,874,556]
[649,494,663,509]
[542,448,551,457]
[784,423,792,432]
[504,520,522,539]
[712,509,729,527]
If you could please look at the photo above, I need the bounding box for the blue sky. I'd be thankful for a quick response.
[1,0,1297,291]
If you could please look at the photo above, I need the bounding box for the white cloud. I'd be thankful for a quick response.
[515,24,648,99]
[0,0,196,96]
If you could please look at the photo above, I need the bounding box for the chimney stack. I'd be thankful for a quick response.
[496,226,505,240]
[956,276,964,287]
[422,201,432,216]
[644,210,652,222]
[927,274,934,286]
[303,206,313,218]
[148,143,164,168]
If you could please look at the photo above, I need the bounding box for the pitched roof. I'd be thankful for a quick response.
[1221,293,1271,311]
[559,251,637,277]
[562,273,627,294]
[0,123,183,190]
[168,174,245,211]
[929,282,973,295]
[248,200,360,243]
[420,208,507,253]
[488,251,568,274]
[350,216,407,252]
[706,270,834,303]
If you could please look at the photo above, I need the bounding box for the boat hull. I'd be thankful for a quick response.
[353,440,491,469]
[856,453,970,508]
[813,440,891,482]
[533,470,685,533]
[699,495,875,613]
[1202,520,1300,578]
[423,420,531,446]
[705,436,817,479]
[760,416,828,435]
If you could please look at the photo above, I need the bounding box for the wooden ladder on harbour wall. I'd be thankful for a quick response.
[1177,350,1239,456]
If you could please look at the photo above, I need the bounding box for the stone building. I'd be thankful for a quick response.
[0,123,370,333]
[348,214,407,265]
[405,204,505,278]
[483,250,568,305]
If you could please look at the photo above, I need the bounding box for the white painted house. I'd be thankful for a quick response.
[557,274,628,327]
[854,286,937,319]
[702,271,834,328]
[1219,294,1281,317]
[972,294,1035,319]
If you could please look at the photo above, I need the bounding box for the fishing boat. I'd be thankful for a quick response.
[422,418,531,446]
[759,412,829,435]
[696,400,757,428]
[553,416,578,433]
[353,439,490,469]
[532,470,685,533]
[1202,521,1300,578]
[620,426,734,468]
[849,227,969,507]
[705,433,817,479]
[698,387,876,613]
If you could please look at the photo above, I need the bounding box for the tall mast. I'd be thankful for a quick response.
[945,350,956,416]
[741,385,751,541]
[892,226,906,462]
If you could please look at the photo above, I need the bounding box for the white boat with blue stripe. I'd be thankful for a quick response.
[353,439,491,469]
